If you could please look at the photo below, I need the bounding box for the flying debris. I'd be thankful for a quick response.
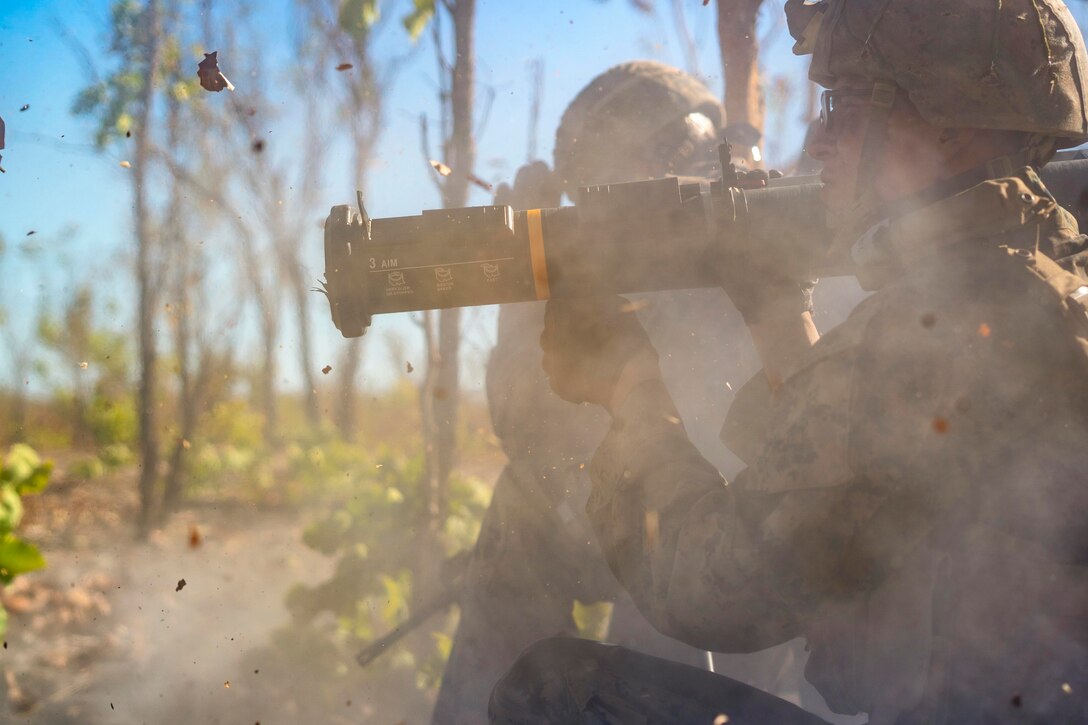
[197,51,235,92]
[466,172,493,192]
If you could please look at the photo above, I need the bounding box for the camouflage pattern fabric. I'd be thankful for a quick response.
[554,60,725,192]
[786,0,1088,142]
[438,56,864,725]
[504,171,1088,724]
[431,297,745,725]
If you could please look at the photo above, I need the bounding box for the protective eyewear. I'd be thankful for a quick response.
[818,88,878,133]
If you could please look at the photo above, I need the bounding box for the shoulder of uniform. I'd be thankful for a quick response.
[1018,166,1051,198]
[1017,249,1088,327]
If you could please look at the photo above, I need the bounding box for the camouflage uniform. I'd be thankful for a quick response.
[491,1,1088,723]
[433,63,769,725]
[433,286,761,725]
[491,170,1088,725]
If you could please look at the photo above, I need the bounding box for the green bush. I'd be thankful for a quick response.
[0,445,52,635]
[84,393,137,446]
[203,399,265,449]
[266,449,490,700]
[69,454,106,480]
[98,442,134,468]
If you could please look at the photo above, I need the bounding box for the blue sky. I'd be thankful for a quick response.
[6,0,1081,396]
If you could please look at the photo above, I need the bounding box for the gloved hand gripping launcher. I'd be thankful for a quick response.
[322,149,1088,337]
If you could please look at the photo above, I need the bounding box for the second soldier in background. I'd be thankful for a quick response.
[432,61,849,724]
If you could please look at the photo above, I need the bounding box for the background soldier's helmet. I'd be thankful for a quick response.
[785,0,1088,144]
[553,60,725,191]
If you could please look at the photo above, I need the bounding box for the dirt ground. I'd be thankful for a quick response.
[0,470,339,724]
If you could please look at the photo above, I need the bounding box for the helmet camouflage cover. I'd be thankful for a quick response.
[553,60,725,190]
[785,0,1088,143]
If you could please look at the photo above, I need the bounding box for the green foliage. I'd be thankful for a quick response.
[0,539,47,584]
[98,443,134,468]
[72,68,146,149]
[339,0,381,43]
[225,425,493,717]
[84,394,137,446]
[79,0,152,148]
[203,400,265,450]
[69,454,107,481]
[573,600,613,641]
[1,445,52,497]
[69,442,133,480]
[270,446,488,698]
[73,0,200,148]
[35,285,134,448]
[0,445,52,635]
[402,0,435,41]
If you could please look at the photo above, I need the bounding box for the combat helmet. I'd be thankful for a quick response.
[786,0,1088,147]
[554,61,725,191]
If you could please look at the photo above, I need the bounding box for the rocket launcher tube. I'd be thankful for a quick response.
[322,176,827,338]
[322,159,1088,338]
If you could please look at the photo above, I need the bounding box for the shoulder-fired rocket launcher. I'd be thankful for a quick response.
[321,150,1088,338]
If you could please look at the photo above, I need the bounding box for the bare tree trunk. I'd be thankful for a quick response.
[671,0,702,80]
[135,0,162,539]
[335,116,378,442]
[525,58,544,162]
[68,291,92,447]
[162,357,207,517]
[433,310,459,527]
[5,382,28,444]
[160,92,190,520]
[418,311,440,518]
[716,0,766,167]
[443,0,475,212]
[336,338,363,440]
[161,393,193,517]
[423,0,476,564]
[260,314,278,444]
[12,395,27,444]
[71,394,88,448]
[1,317,31,444]
[291,267,321,428]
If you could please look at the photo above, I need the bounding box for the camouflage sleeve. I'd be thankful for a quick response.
[587,380,804,653]
[586,316,891,654]
[718,371,774,466]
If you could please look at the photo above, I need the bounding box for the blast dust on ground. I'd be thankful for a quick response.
[0,464,334,724]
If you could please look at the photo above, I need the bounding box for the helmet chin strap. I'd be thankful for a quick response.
[878,132,1060,221]
[852,82,899,204]
[828,81,898,258]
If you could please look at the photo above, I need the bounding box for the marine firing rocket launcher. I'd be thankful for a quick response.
[322,148,1088,338]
